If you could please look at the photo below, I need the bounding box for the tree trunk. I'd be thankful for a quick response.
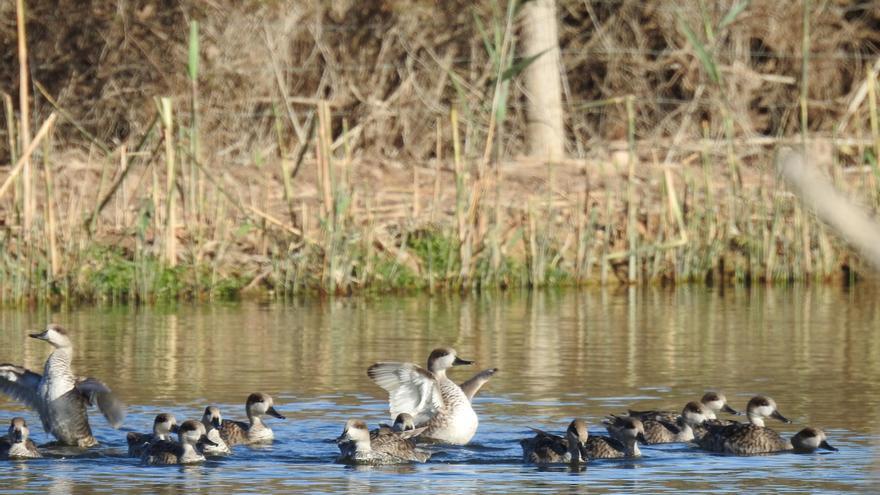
[521,0,565,161]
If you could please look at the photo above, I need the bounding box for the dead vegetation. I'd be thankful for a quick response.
[0,1,879,303]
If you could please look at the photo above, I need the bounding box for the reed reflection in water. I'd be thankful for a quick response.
[0,286,877,493]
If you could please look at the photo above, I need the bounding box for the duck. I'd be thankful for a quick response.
[127,413,177,457]
[610,401,708,444]
[372,412,417,437]
[218,392,285,446]
[367,347,497,445]
[737,395,791,427]
[142,420,217,465]
[200,406,231,454]
[520,419,589,465]
[697,424,837,455]
[628,391,739,423]
[0,324,125,447]
[696,395,796,455]
[0,417,41,459]
[590,416,648,459]
[789,427,838,453]
[336,419,430,465]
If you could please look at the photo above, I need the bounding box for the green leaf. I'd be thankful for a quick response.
[677,16,720,85]
[473,13,496,63]
[718,0,750,29]
[188,20,200,81]
[500,47,551,82]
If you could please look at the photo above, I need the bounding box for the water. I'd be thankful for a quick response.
[0,286,878,493]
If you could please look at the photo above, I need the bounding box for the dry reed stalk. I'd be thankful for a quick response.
[159,97,177,267]
[342,118,352,185]
[412,167,420,218]
[0,113,57,200]
[431,117,442,223]
[317,100,333,224]
[451,108,470,280]
[41,134,59,277]
[868,66,880,198]
[799,204,812,276]
[15,0,32,240]
[3,93,17,163]
[625,95,637,283]
[3,93,17,219]
[262,25,307,144]
[33,80,111,156]
[115,146,125,228]
[800,0,810,146]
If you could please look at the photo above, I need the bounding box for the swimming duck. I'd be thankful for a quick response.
[367,347,497,445]
[789,427,838,453]
[218,392,285,446]
[200,406,231,454]
[696,395,795,454]
[738,395,791,427]
[0,324,125,447]
[142,420,217,465]
[628,391,739,423]
[612,401,708,444]
[127,413,177,457]
[372,412,417,437]
[520,419,590,465]
[591,416,648,459]
[697,424,837,455]
[336,419,430,465]
[0,417,41,459]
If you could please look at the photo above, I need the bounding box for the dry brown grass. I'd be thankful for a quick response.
[0,1,879,302]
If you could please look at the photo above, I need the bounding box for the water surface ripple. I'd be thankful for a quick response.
[0,286,878,493]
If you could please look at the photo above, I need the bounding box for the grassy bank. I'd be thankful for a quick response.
[1,2,878,304]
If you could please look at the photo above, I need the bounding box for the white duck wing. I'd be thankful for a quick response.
[367,362,444,425]
[75,377,126,428]
[0,364,44,411]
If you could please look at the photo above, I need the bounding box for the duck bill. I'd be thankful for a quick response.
[819,440,838,452]
[335,432,351,445]
[199,435,218,447]
[266,406,286,419]
[212,418,222,429]
[721,404,739,415]
[12,430,22,443]
[28,331,47,340]
[636,432,648,444]
[452,357,474,366]
[170,424,180,434]
[771,410,792,424]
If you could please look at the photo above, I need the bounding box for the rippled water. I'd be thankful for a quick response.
[1,286,879,493]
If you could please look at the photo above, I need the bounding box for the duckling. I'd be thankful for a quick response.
[0,325,125,447]
[142,420,217,465]
[336,419,430,465]
[0,418,41,459]
[218,393,285,446]
[127,413,177,457]
[200,406,231,455]
[520,419,589,465]
[368,347,497,445]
